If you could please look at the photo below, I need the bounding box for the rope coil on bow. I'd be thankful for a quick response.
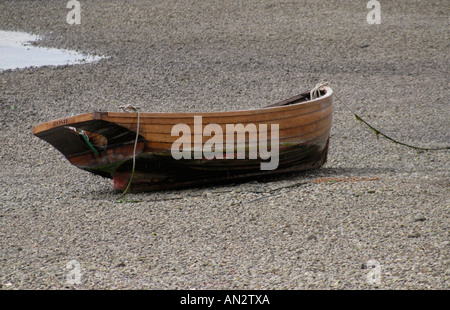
[310,80,329,100]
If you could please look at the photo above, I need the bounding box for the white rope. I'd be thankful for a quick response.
[310,80,328,100]
[119,105,141,196]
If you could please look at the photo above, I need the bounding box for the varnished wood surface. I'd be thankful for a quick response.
[32,86,333,191]
[33,87,332,140]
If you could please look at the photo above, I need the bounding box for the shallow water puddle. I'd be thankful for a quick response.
[0,30,105,71]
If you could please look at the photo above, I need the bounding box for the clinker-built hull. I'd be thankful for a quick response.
[33,86,333,191]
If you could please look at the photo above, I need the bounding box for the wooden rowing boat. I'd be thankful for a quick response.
[33,85,333,191]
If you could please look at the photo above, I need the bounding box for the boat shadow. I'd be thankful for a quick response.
[92,166,395,196]
[256,166,395,184]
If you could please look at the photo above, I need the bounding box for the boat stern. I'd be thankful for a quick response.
[33,113,145,178]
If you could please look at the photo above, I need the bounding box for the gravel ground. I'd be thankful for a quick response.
[0,0,448,290]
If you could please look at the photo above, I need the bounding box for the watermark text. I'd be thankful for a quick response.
[171,116,279,170]
[67,0,81,25]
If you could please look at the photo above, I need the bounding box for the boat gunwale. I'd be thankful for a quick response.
[32,87,333,135]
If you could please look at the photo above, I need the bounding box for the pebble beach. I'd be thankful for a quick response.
[0,0,448,289]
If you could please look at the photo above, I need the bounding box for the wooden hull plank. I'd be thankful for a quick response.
[32,86,333,191]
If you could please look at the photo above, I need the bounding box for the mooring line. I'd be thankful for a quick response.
[332,90,449,151]
[119,105,141,197]
[77,128,100,155]
[310,79,448,151]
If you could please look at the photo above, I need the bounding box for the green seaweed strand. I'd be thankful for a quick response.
[334,94,449,151]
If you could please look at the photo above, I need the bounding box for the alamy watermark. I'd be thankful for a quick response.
[171,116,280,170]
[66,1,381,26]
[67,0,81,25]
[367,0,381,24]
[365,260,382,285]
[66,260,82,285]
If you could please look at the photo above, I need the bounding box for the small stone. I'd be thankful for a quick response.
[202,191,212,198]
[307,234,317,241]
[408,232,421,238]
[413,216,426,222]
